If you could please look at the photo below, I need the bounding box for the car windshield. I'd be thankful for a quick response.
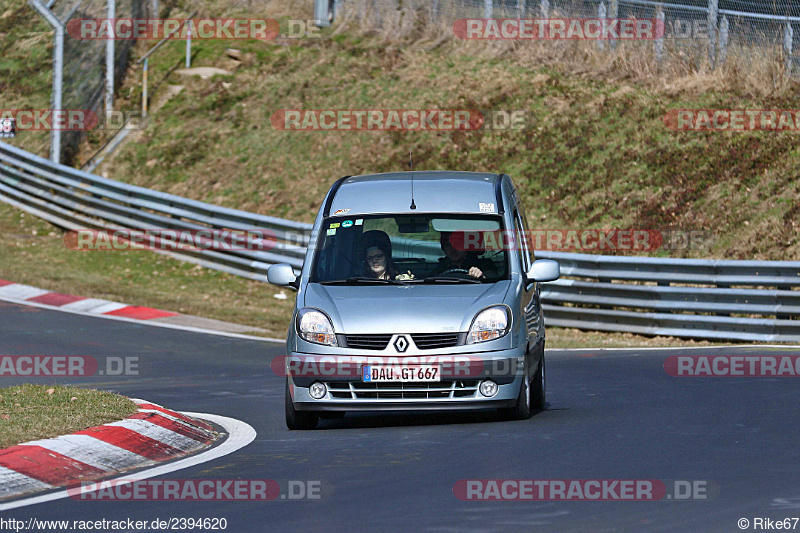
[310,214,509,284]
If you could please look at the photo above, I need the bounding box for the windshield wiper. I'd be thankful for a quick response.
[320,277,403,285]
[420,276,482,284]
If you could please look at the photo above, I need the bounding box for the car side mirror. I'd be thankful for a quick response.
[267,263,298,288]
[526,259,560,282]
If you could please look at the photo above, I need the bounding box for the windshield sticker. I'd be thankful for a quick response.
[333,209,351,215]
[355,219,363,226]
[327,228,336,236]
[329,223,340,229]
[479,202,495,213]
[342,220,353,228]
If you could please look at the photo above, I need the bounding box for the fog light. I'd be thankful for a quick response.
[479,380,498,398]
[309,382,327,400]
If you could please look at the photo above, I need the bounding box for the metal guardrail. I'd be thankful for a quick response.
[0,142,311,281]
[1,141,798,342]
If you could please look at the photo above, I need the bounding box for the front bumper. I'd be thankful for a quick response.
[286,348,525,412]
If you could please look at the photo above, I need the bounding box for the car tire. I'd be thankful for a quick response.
[285,380,319,430]
[499,361,532,420]
[532,345,546,411]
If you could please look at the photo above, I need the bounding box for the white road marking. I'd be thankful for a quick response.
[0,295,284,343]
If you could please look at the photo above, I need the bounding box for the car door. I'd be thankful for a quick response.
[513,205,541,360]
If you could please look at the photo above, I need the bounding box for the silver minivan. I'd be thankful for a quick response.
[268,171,559,429]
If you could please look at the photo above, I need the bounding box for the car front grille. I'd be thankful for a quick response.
[410,333,460,349]
[326,380,479,400]
[340,333,462,350]
[342,334,392,350]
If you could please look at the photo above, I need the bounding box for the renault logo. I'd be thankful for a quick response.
[394,336,409,352]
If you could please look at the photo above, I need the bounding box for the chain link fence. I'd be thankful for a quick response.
[320,0,798,74]
[33,0,153,163]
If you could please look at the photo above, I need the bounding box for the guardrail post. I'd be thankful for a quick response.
[654,4,664,63]
[707,0,718,68]
[598,2,607,51]
[784,23,794,74]
[609,0,618,50]
[314,0,331,27]
[484,0,493,19]
[717,16,729,65]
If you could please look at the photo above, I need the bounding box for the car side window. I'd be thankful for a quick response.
[514,211,531,273]
[517,202,535,264]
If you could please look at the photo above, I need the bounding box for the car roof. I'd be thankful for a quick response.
[326,171,506,217]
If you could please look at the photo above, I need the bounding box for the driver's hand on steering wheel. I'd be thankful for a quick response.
[468,266,484,279]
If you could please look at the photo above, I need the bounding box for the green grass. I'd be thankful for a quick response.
[88,27,800,261]
[0,384,137,449]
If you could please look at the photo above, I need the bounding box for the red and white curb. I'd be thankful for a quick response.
[0,279,178,321]
[0,279,280,341]
[0,399,218,502]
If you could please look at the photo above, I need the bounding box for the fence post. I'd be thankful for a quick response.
[517,0,526,18]
[718,15,728,65]
[609,0,618,50]
[784,23,794,74]
[540,0,549,18]
[105,0,115,121]
[484,0,493,19]
[598,2,607,51]
[185,19,192,68]
[28,0,64,165]
[151,0,158,17]
[654,5,664,64]
[707,0,718,68]
[142,59,148,118]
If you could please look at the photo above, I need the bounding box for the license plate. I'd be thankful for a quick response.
[362,364,440,382]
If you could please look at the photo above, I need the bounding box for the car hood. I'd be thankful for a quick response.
[304,281,512,334]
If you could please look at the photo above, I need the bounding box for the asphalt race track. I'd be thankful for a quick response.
[1,299,799,532]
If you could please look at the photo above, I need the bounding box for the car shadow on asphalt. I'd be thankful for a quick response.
[315,404,566,430]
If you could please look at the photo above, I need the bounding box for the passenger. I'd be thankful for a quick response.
[432,232,496,280]
[361,230,415,280]
[361,230,400,280]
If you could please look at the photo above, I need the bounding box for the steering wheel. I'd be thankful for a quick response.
[438,268,471,277]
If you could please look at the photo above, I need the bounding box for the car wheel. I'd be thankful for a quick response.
[285,380,319,430]
[499,361,532,420]
[532,346,546,411]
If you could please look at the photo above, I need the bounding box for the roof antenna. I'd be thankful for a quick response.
[409,148,417,210]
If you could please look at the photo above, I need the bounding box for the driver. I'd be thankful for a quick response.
[431,232,496,280]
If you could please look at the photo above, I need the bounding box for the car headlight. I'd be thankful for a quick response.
[467,306,509,344]
[296,308,337,346]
